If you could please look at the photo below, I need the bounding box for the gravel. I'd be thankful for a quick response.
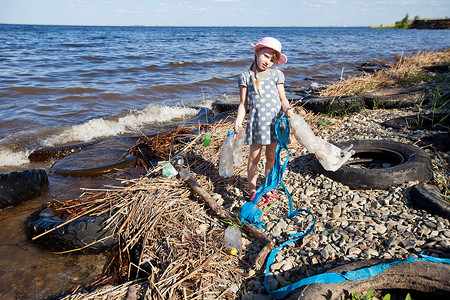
[234,100,449,299]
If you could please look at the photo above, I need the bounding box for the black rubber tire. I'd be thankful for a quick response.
[28,140,101,162]
[382,113,450,131]
[362,87,426,109]
[286,94,305,101]
[358,65,384,73]
[211,101,239,114]
[181,107,213,127]
[410,183,450,220]
[293,259,450,300]
[51,148,137,177]
[423,64,449,73]
[300,96,365,114]
[209,111,236,123]
[416,132,450,152]
[0,169,49,209]
[311,140,433,190]
[26,208,119,253]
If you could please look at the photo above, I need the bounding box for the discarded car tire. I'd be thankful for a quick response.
[26,208,119,253]
[362,87,425,109]
[410,183,450,219]
[382,113,450,131]
[416,132,450,152]
[28,140,101,162]
[211,101,239,114]
[181,107,213,127]
[51,148,137,177]
[0,169,49,209]
[301,96,364,114]
[311,140,432,190]
[295,259,450,300]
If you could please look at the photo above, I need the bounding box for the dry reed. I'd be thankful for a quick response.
[319,49,450,96]
[57,116,254,300]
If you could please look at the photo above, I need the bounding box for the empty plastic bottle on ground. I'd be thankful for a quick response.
[233,126,245,167]
[224,226,242,255]
[218,131,235,177]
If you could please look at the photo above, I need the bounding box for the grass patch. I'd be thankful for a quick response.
[317,119,332,127]
[403,69,435,84]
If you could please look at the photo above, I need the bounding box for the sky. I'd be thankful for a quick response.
[1,0,449,27]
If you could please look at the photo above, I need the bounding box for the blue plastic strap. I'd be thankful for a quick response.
[265,254,450,299]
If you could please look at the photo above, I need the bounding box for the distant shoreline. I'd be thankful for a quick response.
[371,18,450,30]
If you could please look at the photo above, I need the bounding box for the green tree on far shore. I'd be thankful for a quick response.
[371,13,411,29]
[395,13,409,29]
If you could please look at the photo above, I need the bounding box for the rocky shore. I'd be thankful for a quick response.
[239,104,449,299]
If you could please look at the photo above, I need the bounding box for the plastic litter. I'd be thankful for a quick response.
[218,131,235,177]
[233,126,245,167]
[289,112,355,171]
[224,226,242,255]
[161,162,178,178]
[310,82,319,89]
[203,134,211,147]
[178,168,190,181]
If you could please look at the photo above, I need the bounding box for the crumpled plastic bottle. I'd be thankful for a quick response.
[219,131,235,177]
[289,112,354,171]
[233,126,245,167]
[224,226,242,255]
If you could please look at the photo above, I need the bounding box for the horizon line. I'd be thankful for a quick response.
[0,23,371,28]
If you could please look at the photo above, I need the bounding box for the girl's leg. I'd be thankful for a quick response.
[264,143,277,177]
[248,143,262,195]
[258,142,278,203]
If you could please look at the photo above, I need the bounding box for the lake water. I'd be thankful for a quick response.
[0,24,449,299]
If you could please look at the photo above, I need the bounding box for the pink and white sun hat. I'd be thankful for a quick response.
[251,37,287,65]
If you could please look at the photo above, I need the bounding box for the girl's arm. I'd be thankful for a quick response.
[277,83,292,117]
[235,85,248,132]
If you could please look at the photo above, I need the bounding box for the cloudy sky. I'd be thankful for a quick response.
[1,0,449,27]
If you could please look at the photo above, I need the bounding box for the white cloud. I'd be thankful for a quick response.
[68,0,90,8]
[315,0,337,4]
[116,9,141,14]
[213,0,240,2]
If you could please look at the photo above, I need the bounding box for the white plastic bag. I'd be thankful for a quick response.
[289,112,354,172]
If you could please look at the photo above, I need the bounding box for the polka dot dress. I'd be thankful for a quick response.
[238,69,285,145]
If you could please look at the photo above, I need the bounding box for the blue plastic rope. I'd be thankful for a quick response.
[265,254,450,299]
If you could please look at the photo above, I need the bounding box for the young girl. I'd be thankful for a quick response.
[234,37,292,205]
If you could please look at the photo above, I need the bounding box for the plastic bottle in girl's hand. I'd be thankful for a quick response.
[219,131,235,177]
[233,126,245,167]
[224,226,242,255]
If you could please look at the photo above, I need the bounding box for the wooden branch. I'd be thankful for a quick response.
[178,168,274,270]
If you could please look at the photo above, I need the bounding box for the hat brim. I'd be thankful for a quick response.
[251,43,287,66]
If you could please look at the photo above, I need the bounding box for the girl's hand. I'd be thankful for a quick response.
[284,107,292,117]
[234,123,242,134]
